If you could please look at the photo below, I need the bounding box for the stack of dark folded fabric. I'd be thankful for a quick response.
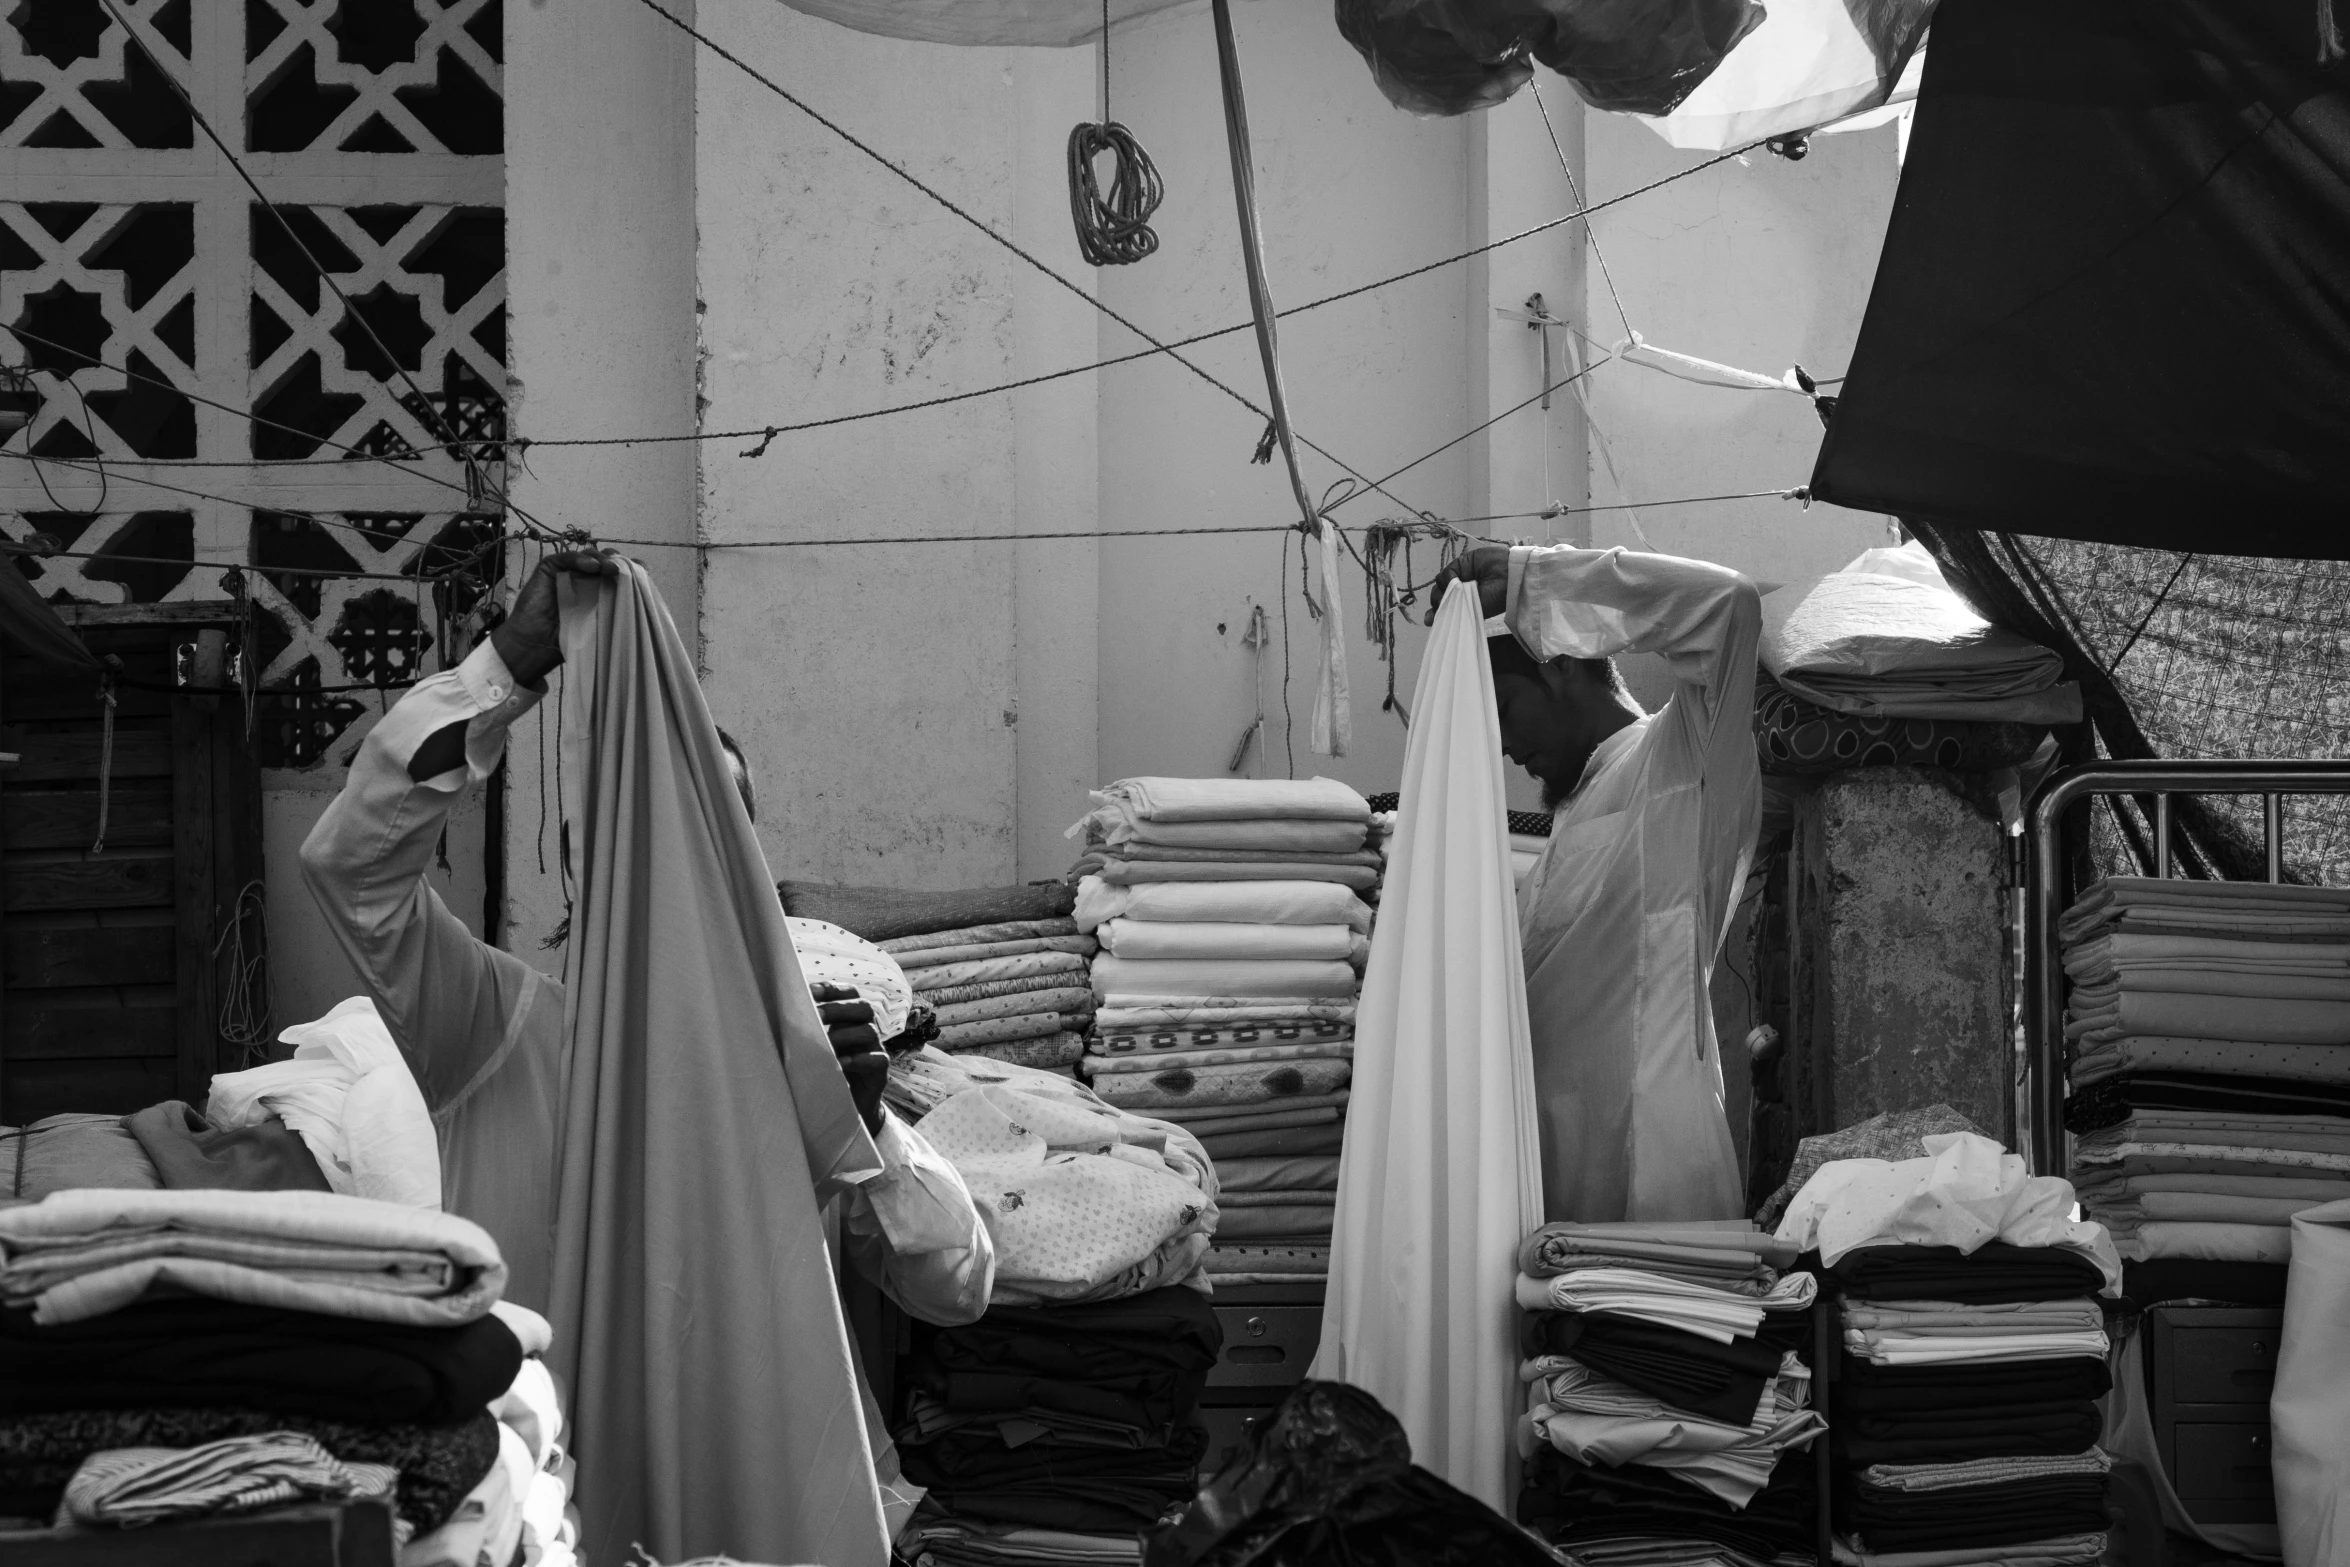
[895,1287,1221,1566]
[1824,1242,2115,1567]
[1068,776,1380,1288]
[2059,875,2350,1282]
[781,880,1096,1073]
[1512,1222,1821,1564]
[0,1179,557,1560]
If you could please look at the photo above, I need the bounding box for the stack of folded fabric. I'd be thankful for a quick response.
[1366,790,1546,888]
[894,1285,1220,1567]
[2061,875,2350,1273]
[1512,1221,1822,1563]
[780,880,1096,1074]
[1068,776,1379,1289]
[0,1186,574,1565]
[1776,1129,2122,1567]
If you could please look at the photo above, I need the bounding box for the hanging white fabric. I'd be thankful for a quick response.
[1308,587,1544,1511]
[2276,1197,2350,1567]
[770,0,1190,47]
[1624,0,1932,150]
[1616,331,1813,397]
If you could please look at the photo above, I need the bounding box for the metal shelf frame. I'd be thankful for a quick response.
[2023,758,2350,1174]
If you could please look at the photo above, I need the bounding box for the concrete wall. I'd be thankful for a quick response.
[501,0,703,967]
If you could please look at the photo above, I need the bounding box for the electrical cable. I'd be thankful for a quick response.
[1067,0,1163,267]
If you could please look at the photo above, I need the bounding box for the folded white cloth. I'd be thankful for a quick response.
[1512,1268,1817,1343]
[207,996,439,1210]
[1093,1001,1356,1029]
[0,1188,505,1326]
[1074,876,1371,933]
[1097,919,1359,963]
[1842,1330,2112,1365]
[65,1432,398,1528]
[1082,813,1371,854]
[1774,1131,2119,1291]
[1091,956,1361,1002]
[1082,776,1371,825]
[1519,1352,1823,1508]
[1861,1449,2112,1492]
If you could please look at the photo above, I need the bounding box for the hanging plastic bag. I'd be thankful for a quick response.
[1334,0,1765,117]
[1627,0,1932,148]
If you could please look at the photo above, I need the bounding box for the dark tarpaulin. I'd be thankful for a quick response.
[0,556,100,672]
[1812,0,2350,558]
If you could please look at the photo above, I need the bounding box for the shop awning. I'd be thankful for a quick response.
[1811,0,2350,560]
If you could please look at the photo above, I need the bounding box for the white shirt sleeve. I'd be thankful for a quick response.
[837,1108,996,1327]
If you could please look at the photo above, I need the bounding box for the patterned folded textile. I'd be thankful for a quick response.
[1213,1205,1335,1240]
[0,1189,506,1327]
[921,972,1095,1009]
[1092,1019,1354,1055]
[1147,1091,1350,1124]
[880,918,1079,955]
[1201,1243,1328,1279]
[1168,1105,1345,1140]
[1091,956,1359,1001]
[778,881,1077,944]
[2070,1035,2350,1087]
[896,935,1098,970]
[1098,920,1360,963]
[1196,1121,1347,1160]
[1,1115,162,1201]
[912,951,1089,992]
[1083,1056,1353,1112]
[1095,1001,1356,1029]
[1752,1105,1983,1230]
[1212,1155,1341,1193]
[64,1431,398,1528]
[952,1033,1088,1070]
[936,1012,1089,1050]
[1093,859,1380,889]
[0,1406,498,1535]
[933,987,1094,1027]
[1082,1041,1351,1075]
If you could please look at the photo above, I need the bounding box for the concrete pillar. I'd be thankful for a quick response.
[503,0,701,961]
[1785,766,2013,1150]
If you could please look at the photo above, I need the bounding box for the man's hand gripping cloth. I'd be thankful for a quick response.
[1307,587,1545,1513]
[545,560,907,1567]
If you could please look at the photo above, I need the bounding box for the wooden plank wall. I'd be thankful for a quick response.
[1,627,261,1121]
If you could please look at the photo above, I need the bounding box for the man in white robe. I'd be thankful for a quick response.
[1440,544,1761,1222]
[299,551,994,1324]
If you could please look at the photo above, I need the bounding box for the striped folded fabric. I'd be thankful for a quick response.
[65,1432,397,1528]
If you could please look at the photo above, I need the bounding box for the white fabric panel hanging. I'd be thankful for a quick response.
[2276,1197,2350,1567]
[1628,0,1930,150]
[1309,587,1544,1511]
[770,0,1194,48]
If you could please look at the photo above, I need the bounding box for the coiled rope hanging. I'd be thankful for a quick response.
[1068,0,1163,266]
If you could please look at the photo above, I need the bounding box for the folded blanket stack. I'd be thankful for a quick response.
[1067,776,1380,1286]
[0,1186,576,1566]
[1512,1222,1822,1558]
[780,879,1095,1072]
[894,1286,1220,1566]
[1819,1244,2116,1559]
[2060,876,2350,1277]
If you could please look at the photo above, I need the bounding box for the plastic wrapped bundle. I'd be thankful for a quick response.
[1333,0,1764,117]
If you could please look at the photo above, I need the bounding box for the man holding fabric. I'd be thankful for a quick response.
[1437,544,1760,1223]
[298,550,994,1323]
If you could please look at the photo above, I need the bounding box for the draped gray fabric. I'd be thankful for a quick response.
[548,560,890,1567]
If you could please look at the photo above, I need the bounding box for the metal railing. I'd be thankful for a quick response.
[2023,758,2350,1174]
